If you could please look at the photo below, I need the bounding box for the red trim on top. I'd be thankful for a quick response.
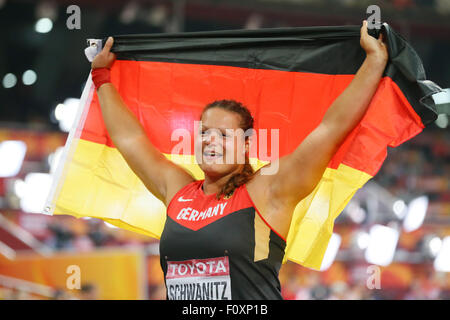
[243,184,287,243]
[166,180,201,213]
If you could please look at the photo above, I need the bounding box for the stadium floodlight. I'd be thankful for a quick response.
[345,201,366,224]
[22,70,37,86]
[35,17,53,33]
[434,236,450,272]
[0,141,27,177]
[54,98,80,132]
[19,173,53,214]
[356,231,370,250]
[365,224,399,266]
[14,179,26,199]
[2,73,17,88]
[319,233,341,271]
[392,199,407,219]
[429,236,443,258]
[403,196,429,232]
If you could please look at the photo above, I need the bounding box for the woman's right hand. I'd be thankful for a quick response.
[92,36,116,69]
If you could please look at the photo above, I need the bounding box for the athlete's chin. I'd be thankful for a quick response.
[199,162,234,178]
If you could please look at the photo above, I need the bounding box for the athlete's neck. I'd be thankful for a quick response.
[202,167,242,196]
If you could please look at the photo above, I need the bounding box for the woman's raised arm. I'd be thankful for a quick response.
[247,21,389,238]
[92,37,195,206]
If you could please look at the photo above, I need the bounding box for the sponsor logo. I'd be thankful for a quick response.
[178,196,193,202]
[166,256,232,300]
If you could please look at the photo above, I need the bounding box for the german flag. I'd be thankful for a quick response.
[46,24,441,270]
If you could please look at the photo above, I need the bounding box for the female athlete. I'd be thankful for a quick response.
[91,20,388,300]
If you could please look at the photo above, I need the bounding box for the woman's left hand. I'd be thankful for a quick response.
[360,20,389,66]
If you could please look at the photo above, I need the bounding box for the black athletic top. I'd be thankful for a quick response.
[159,180,286,300]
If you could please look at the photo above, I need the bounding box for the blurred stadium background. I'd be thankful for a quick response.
[0,0,449,300]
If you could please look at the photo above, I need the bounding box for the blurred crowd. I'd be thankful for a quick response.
[387,0,450,13]
[376,129,449,215]
[278,261,450,300]
[317,0,450,14]
[36,215,155,254]
[44,218,129,252]
[0,282,99,300]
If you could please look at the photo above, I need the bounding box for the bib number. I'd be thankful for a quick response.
[166,256,232,300]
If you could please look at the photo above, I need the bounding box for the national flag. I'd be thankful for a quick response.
[46,24,442,270]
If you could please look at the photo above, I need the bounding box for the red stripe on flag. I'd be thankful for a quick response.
[81,60,423,176]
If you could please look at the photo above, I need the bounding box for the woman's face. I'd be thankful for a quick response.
[196,107,247,178]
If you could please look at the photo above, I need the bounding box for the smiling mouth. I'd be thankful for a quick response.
[202,150,223,160]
